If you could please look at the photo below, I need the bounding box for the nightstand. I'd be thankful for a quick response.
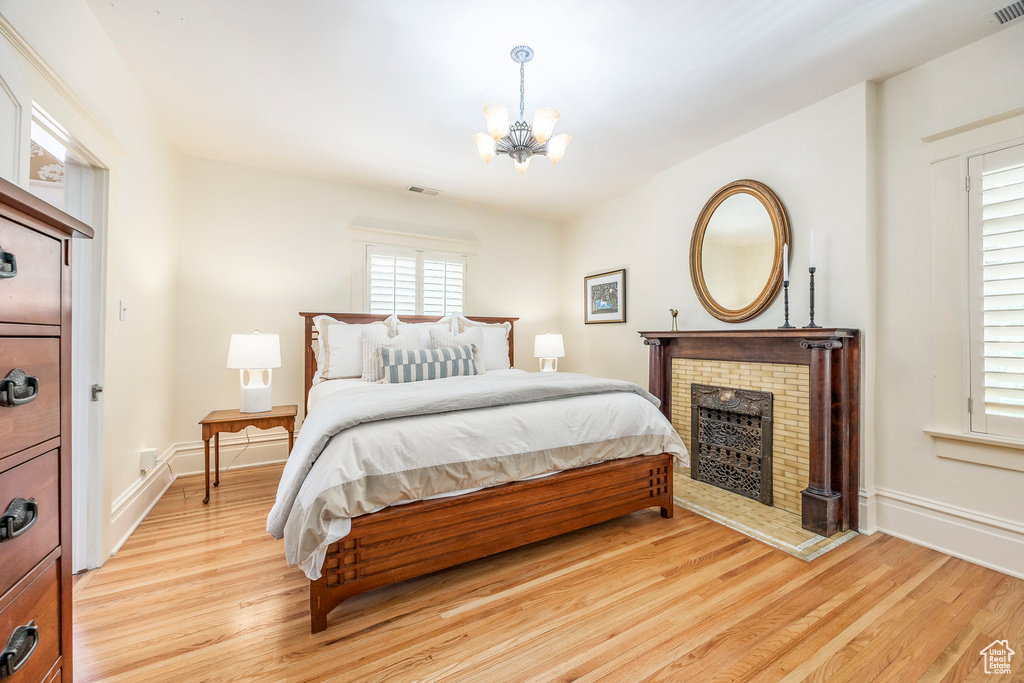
[198,405,297,504]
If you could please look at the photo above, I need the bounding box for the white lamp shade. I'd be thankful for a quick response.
[483,103,510,140]
[531,108,561,145]
[546,134,572,164]
[513,157,531,175]
[533,333,565,358]
[226,332,281,369]
[473,132,496,163]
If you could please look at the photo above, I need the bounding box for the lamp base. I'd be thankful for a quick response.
[539,357,558,372]
[239,369,273,413]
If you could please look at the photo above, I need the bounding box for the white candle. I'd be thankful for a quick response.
[783,243,789,281]
[809,230,815,268]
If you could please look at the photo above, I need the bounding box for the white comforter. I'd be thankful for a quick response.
[268,371,688,579]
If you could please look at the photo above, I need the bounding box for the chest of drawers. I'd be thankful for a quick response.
[0,178,92,683]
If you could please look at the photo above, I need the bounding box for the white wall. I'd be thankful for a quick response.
[173,156,561,443]
[872,22,1024,577]
[560,182,658,383]
[561,84,873,386]
[0,0,180,558]
[653,83,873,335]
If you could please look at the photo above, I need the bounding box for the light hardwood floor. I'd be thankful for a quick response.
[73,465,1024,682]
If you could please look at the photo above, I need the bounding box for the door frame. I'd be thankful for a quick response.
[33,106,110,571]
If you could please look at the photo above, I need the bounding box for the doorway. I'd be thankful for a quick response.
[27,103,108,571]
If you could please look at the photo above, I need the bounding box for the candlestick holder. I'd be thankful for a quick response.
[779,280,794,329]
[804,266,821,328]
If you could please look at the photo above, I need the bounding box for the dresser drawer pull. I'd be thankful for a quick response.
[0,498,37,541]
[0,248,14,280]
[0,369,38,407]
[0,621,37,680]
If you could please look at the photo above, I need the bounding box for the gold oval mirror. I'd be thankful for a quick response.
[689,180,791,323]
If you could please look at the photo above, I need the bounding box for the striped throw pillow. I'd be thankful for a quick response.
[379,345,482,384]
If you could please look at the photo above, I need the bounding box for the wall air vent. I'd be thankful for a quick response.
[407,185,441,196]
[987,1,1024,27]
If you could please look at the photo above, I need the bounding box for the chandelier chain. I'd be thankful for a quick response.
[519,62,525,122]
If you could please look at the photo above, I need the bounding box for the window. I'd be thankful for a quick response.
[365,244,466,315]
[968,141,1024,438]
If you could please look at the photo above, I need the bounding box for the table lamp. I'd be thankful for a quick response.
[534,333,565,372]
[226,331,281,413]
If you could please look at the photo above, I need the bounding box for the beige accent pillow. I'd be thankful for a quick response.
[429,327,486,373]
[456,316,512,370]
[361,327,423,382]
[313,316,389,382]
[394,315,455,345]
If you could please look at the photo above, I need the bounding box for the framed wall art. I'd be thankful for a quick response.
[584,269,626,324]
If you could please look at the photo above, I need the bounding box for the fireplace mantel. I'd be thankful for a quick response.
[639,328,860,536]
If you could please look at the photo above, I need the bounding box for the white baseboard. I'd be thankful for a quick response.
[108,432,292,558]
[109,445,176,557]
[874,486,1024,579]
[167,430,292,477]
[858,488,878,535]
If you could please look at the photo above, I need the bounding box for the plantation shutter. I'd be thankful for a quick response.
[367,246,417,315]
[365,245,467,316]
[421,252,465,316]
[969,142,1024,436]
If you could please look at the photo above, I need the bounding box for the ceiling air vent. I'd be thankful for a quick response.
[987,1,1024,27]
[407,185,440,196]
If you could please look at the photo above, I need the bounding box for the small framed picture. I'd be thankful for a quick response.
[584,269,626,324]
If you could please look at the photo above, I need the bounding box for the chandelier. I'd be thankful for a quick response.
[473,45,571,174]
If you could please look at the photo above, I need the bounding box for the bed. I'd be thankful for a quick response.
[270,312,687,633]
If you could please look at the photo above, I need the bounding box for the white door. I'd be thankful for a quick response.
[63,157,107,571]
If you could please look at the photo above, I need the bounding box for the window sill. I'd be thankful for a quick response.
[924,429,1024,473]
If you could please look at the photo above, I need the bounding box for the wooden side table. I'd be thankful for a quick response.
[198,405,297,504]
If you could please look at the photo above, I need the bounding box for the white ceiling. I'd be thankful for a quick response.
[86,0,1001,221]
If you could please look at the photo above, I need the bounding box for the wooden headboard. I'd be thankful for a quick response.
[300,313,519,411]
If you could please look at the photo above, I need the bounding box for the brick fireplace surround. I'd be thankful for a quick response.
[639,329,860,537]
[677,361,808,515]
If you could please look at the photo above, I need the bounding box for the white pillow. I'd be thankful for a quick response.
[311,341,324,386]
[361,327,423,382]
[456,316,512,370]
[429,327,486,373]
[314,316,389,382]
[394,315,455,346]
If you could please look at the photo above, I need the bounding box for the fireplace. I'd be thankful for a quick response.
[691,384,773,506]
[639,328,860,537]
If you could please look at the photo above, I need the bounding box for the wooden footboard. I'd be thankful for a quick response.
[309,453,673,632]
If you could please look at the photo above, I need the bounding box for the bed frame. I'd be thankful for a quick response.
[299,312,674,633]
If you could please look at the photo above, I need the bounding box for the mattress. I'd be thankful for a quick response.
[270,371,688,579]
